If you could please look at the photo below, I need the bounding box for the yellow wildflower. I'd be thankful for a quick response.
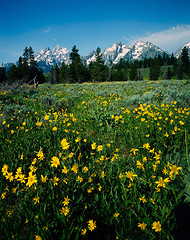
[88,219,96,231]
[61,138,70,150]
[37,149,44,160]
[5,172,14,182]
[114,213,119,218]
[69,152,74,158]
[130,148,139,155]
[139,196,147,203]
[51,176,59,186]
[125,171,137,181]
[36,121,42,127]
[155,177,170,188]
[62,166,68,174]
[136,161,144,170]
[143,143,150,149]
[41,175,47,183]
[2,164,8,176]
[81,228,87,235]
[51,156,60,168]
[26,172,37,187]
[138,222,147,230]
[44,115,49,120]
[62,196,70,206]
[71,165,78,173]
[76,175,83,183]
[97,145,103,151]
[169,165,182,175]
[101,171,105,178]
[60,206,69,216]
[91,143,96,150]
[35,235,42,240]
[33,196,40,205]
[152,221,161,232]
[83,166,88,172]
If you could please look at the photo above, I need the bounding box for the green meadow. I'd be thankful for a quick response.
[0,80,189,240]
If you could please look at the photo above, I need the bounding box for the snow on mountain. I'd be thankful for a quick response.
[123,41,168,61]
[35,45,70,66]
[4,41,179,73]
[83,50,96,65]
[83,42,132,65]
[174,42,190,58]
[103,42,132,64]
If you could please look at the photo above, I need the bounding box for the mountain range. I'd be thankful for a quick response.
[3,41,190,73]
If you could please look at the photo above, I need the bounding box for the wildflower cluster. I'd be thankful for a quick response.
[0,80,189,239]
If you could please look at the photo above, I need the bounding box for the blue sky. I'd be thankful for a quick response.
[1,0,190,63]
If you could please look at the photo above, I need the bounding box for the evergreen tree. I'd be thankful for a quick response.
[90,47,108,82]
[7,64,19,82]
[7,47,45,84]
[129,63,138,81]
[49,65,59,84]
[166,66,172,79]
[176,62,183,80]
[69,45,87,83]
[149,58,160,80]
[69,45,81,63]
[59,60,69,83]
[181,46,189,75]
[53,64,59,84]
[23,47,29,63]
[170,53,176,65]
[0,66,7,83]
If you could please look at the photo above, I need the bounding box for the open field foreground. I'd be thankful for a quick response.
[0,80,190,240]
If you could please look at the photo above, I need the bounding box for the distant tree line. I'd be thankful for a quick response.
[0,47,45,84]
[48,45,190,83]
[1,45,190,84]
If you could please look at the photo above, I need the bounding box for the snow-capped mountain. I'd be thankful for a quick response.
[174,42,190,58]
[34,41,169,69]
[83,42,132,65]
[123,41,169,61]
[83,41,168,65]
[103,42,132,64]
[4,41,185,73]
[35,45,70,67]
[83,50,96,65]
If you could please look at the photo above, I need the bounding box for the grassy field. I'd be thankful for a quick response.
[0,80,190,240]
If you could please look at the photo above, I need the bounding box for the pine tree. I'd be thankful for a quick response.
[166,66,172,79]
[129,63,138,81]
[7,64,19,82]
[23,47,29,63]
[53,64,59,84]
[170,53,176,65]
[7,47,45,84]
[49,65,59,84]
[90,47,108,82]
[181,46,189,75]
[0,66,7,83]
[59,61,69,83]
[69,45,81,63]
[69,45,88,83]
[149,58,160,80]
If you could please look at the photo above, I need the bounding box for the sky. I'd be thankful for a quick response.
[1,0,190,63]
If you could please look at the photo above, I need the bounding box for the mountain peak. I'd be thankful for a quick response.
[174,42,190,58]
[54,45,61,49]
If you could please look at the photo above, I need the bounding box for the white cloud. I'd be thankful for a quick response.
[42,27,51,33]
[124,25,190,53]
